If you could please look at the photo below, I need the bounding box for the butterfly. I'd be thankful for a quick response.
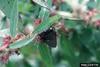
[38,27,57,47]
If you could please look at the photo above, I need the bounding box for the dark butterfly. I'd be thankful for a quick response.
[38,27,57,47]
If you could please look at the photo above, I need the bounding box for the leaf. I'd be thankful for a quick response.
[59,31,77,67]
[0,0,18,37]
[96,0,100,10]
[57,11,73,18]
[38,0,52,23]
[37,0,51,21]
[6,61,17,67]
[78,0,84,4]
[0,29,10,37]
[59,31,75,58]
[87,0,96,10]
[9,34,36,49]
[91,30,100,50]
[64,20,78,29]
[94,30,100,44]
[78,45,93,63]
[32,0,48,9]
[33,15,61,34]
[96,50,100,62]
[59,2,72,12]
[18,2,33,14]
[64,19,84,33]
[20,42,37,57]
[47,0,52,7]
[78,27,93,45]
[38,43,54,67]
[0,17,7,29]
[38,0,51,25]
[38,7,50,21]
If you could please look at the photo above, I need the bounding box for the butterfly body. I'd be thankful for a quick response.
[39,28,57,47]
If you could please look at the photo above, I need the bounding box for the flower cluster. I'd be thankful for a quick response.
[0,34,24,63]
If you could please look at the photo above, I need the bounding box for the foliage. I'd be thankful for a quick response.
[0,0,100,67]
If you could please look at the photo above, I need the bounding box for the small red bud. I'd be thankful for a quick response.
[52,0,57,5]
[34,19,41,26]
[0,36,11,51]
[95,20,100,27]
[87,11,93,16]
[0,53,9,63]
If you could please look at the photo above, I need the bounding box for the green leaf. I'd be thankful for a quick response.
[20,42,37,57]
[64,19,84,33]
[64,20,78,29]
[32,0,48,8]
[0,0,18,37]
[59,31,77,67]
[87,0,96,10]
[96,50,100,61]
[59,2,72,12]
[94,30,100,44]
[38,1,50,26]
[38,8,50,21]
[78,27,93,45]
[9,34,36,49]
[6,61,17,67]
[18,2,33,14]
[59,31,75,58]
[96,0,100,10]
[35,0,51,20]
[0,29,10,37]
[38,43,54,67]
[33,15,61,34]
[47,0,52,7]
[78,45,93,63]
[78,0,84,4]
[0,17,6,29]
